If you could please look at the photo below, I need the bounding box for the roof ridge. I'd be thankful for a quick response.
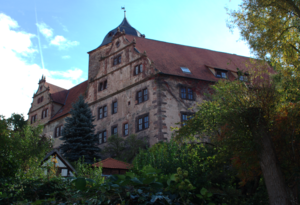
[128,35,253,59]
[45,82,67,91]
[102,157,131,165]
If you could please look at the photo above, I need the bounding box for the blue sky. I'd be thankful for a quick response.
[0,0,249,119]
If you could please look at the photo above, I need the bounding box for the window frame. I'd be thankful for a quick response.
[98,105,107,120]
[98,80,108,92]
[41,108,48,119]
[112,101,118,114]
[113,55,122,66]
[215,69,227,79]
[136,88,148,104]
[134,64,143,75]
[111,125,118,136]
[180,112,194,127]
[136,113,149,132]
[98,130,107,144]
[123,123,129,136]
[180,67,191,74]
[55,125,63,138]
[180,86,195,101]
[31,114,37,124]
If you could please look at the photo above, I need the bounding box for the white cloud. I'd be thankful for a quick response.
[50,68,83,80]
[36,22,53,39]
[50,35,79,50]
[0,13,84,119]
[62,55,70,59]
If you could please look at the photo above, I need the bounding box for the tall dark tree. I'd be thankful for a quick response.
[60,95,101,164]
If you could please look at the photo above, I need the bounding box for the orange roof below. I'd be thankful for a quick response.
[93,158,132,169]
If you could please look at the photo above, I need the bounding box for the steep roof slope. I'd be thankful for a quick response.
[126,35,254,82]
[44,82,68,104]
[50,80,88,122]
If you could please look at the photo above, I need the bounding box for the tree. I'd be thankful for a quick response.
[0,114,52,178]
[60,95,101,164]
[174,70,300,205]
[228,0,300,102]
[102,134,148,162]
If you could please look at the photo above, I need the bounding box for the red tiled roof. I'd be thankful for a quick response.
[126,35,256,82]
[45,82,66,94]
[50,80,88,122]
[50,90,69,105]
[93,158,132,169]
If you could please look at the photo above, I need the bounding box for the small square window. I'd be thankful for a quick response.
[180,67,191,74]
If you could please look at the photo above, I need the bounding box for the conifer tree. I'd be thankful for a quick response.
[60,95,101,164]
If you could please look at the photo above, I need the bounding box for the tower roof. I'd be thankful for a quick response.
[98,16,143,48]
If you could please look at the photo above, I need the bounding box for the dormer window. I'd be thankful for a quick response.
[215,69,227,78]
[113,55,121,66]
[181,67,191,74]
[239,75,248,82]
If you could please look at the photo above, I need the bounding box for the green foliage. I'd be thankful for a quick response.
[0,114,52,178]
[60,95,101,164]
[75,156,104,185]
[102,134,148,162]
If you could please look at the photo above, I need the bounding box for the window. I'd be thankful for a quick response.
[98,82,103,91]
[41,109,48,119]
[113,55,122,66]
[98,106,107,119]
[215,69,227,78]
[103,80,107,89]
[98,80,107,91]
[181,67,191,74]
[137,114,149,132]
[98,131,107,144]
[112,101,117,114]
[239,75,248,82]
[116,41,120,48]
[137,88,148,104]
[31,114,37,124]
[39,86,42,91]
[111,125,118,135]
[37,96,44,104]
[55,125,63,138]
[134,64,143,75]
[124,123,129,136]
[180,87,194,100]
[181,113,194,126]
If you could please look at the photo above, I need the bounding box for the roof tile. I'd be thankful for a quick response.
[93,158,132,169]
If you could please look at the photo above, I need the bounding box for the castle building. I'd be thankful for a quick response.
[28,15,252,148]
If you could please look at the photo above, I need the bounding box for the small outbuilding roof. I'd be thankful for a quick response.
[42,149,77,174]
[93,158,132,170]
